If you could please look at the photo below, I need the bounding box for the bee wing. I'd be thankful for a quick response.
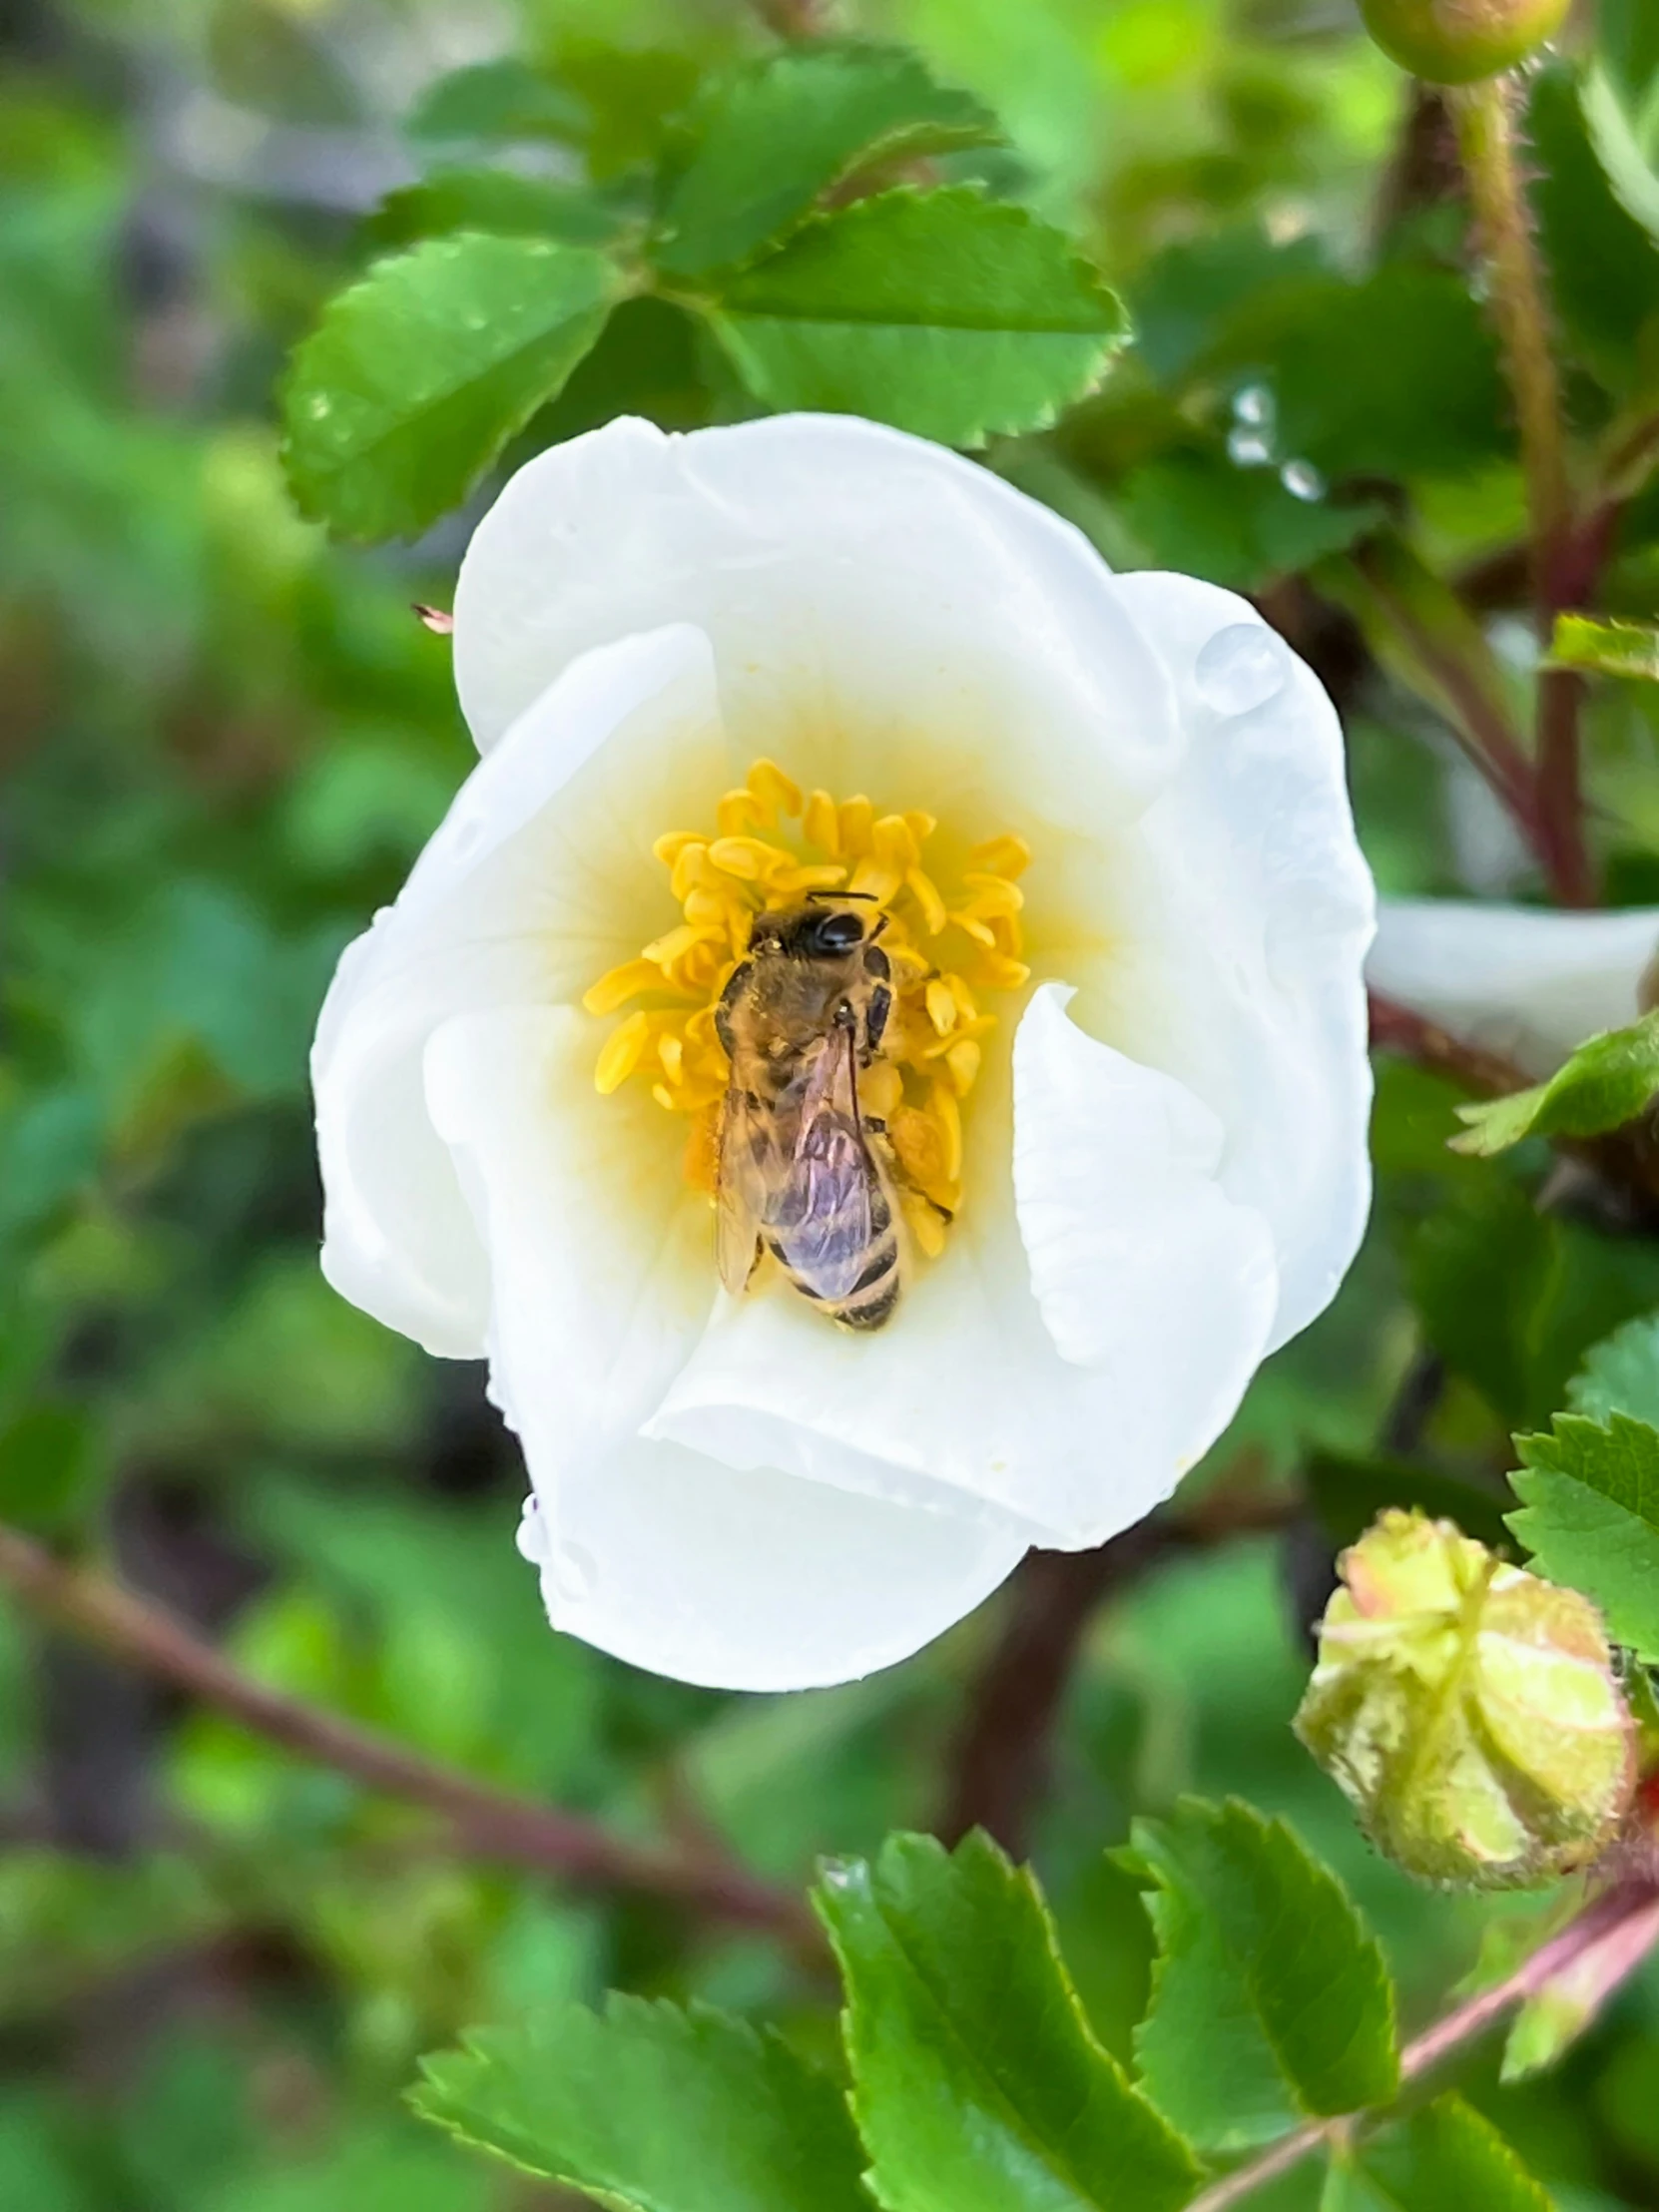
[774,1027,879,1305]
[716,1088,779,1296]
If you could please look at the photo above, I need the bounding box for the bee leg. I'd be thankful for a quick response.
[863,982,892,1058]
[714,961,752,1059]
[745,1236,766,1290]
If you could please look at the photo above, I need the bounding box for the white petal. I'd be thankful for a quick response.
[452,413,1182,830]
[1014,980,1280,1383]
[514,1449,1027,1694]
[313,623,723,1356]
[1088,573,1376,1354]
[1368,899,1659,1077]
[422,1003,711,1459]
[647,982,1278,1550]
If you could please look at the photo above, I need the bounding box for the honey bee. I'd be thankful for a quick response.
[714,895,902,1330]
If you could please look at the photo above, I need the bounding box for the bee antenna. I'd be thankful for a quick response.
[806,887,877,904]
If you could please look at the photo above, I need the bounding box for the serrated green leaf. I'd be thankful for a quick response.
[1509,1410,1659,1661]
[1450,1009,1659,1156]
[1325,2096,1552,2211]
[704,189,1125,448]
[815,1831,1200,2212]
[280,234,622,541]
[654,42,999,278]
[410,1995,867,2212]
[1116,1798,1395,2154]
[363,170,630,253]
[1549,613,1659,681]
[1570,1312,1659,1424]
[405,58,585,147]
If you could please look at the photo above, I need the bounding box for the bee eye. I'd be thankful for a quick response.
[812,911,864,954]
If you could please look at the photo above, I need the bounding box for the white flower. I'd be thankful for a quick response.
[312,413,1375,1692]
[1368,900,1659,1077]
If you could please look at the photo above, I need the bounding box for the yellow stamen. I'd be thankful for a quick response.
[586,760,1036,1267]
[595,1011,652,1094]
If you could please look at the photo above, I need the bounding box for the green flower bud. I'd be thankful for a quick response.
[1358,0,1570,85]
[1295,1510,1635,1889]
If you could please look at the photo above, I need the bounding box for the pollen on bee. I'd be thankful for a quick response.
[582,755,1035,1257]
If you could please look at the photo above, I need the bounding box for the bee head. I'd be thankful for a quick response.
[762,894,882,962]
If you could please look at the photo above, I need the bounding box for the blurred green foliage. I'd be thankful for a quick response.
[7,0,1659,2205]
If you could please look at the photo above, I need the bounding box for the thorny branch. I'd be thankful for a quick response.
[0,1518,819,1948]
[1186,1878,1659,2210]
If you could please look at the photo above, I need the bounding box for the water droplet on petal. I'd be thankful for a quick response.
[549,1542,596,1603]
[1232,380,1275,429]
[1227,426,1273,468]
[1194,624,1289,717]
[1280,458,1326,502]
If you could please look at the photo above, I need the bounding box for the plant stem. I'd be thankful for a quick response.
[1450,71,1595,906]
[0,1519,817,1948]
[1186,1879,1659,2211]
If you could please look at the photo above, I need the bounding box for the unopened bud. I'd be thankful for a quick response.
[1295,1510,1635,1889]
[1358,0,1570,85]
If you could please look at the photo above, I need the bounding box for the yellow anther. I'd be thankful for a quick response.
[962,873,1025,916]
[669,840,712,902]
[658,1032,685,1084]
[871,816,918,869]
[948,974,980,1022]
[969,832,1031,878]
[717,789,772,837]
[906,865,948,936]
[748,759,803,817]
[974,951,1031,991]
[653,829,704,868]
[890,1105,947,1195]
[932,1081,963,1184]
[707,835,779,881]
[849,866,904,905]
[582,958,669,1015]
[595,1011,652,1095]
[838,796,874,856]
[918,1014,994,1061]
[860,1061,903,1119]
[651,1082,676,1111]
[925,978,957,1036]
[804,790,839,854]
[642,921,724,969]
[901,1190,948,1258]
[945,1038,981,1096]
[684,1112,720,1194]
[769,862,846,895]
[952,912,997,948]
[905,810,937,845]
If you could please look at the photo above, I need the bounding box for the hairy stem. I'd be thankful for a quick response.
[1187,1879,1659,2211]
[1450,71,1594,906]
[0,1520,817,1947]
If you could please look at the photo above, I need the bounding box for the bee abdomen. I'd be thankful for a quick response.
[771,1221,902,1331]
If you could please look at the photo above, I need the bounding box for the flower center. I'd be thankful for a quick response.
[581,759,1031,1259]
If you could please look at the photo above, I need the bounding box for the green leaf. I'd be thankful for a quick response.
[405,59,585,147]
[655,41,999,278]
[1116,448,1382,593]
[410,1995,868,2212]
[1450,1009,1659,1156]
[362,170,630,253]
[1548,612,1659,681]
[1529,67,1659,384]
[1324,2095,1552,2211]
[280,234,623,541]
[815,1830,1200,2212]
[1406,1176,1659,1431]
[1303,1446,1513,1554]
[1509,1410,1659,1661]
[0,1402,98,1536]
[1584,0,1659,244]
[1569,1312,1659,1424]
[1116,1798,1396,2154]
[704,189,1125,448]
